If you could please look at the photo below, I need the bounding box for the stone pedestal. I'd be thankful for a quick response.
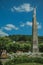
[1,50,8,58]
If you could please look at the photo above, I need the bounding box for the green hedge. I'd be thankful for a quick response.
[5,55,43,65]
[13,56,43,64]
[6,43,31,52]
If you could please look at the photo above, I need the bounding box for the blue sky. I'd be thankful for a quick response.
[0,0,43,36]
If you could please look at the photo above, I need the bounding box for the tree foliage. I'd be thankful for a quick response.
[0,35,43,53]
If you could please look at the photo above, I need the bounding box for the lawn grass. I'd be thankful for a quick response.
[16,63,43,65]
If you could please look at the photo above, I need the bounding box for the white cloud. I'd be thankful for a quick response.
[4,24,19,31]
[20,21,32,27]
[37,22,42,29]
[11,3,33,12]
[11,8,14,12]
[26,21,32,26]
[37,24,42,29]
[20,21,42,29]
[0,30,8,37]
[37,22,39,25]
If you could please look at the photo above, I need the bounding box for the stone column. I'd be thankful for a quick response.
[32,8,39,53]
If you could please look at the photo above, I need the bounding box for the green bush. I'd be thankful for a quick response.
[0,61,3,65]
[13,56,43,64]
[41,54,43,57]
[39,43,43,52]
[4,60,15,65]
